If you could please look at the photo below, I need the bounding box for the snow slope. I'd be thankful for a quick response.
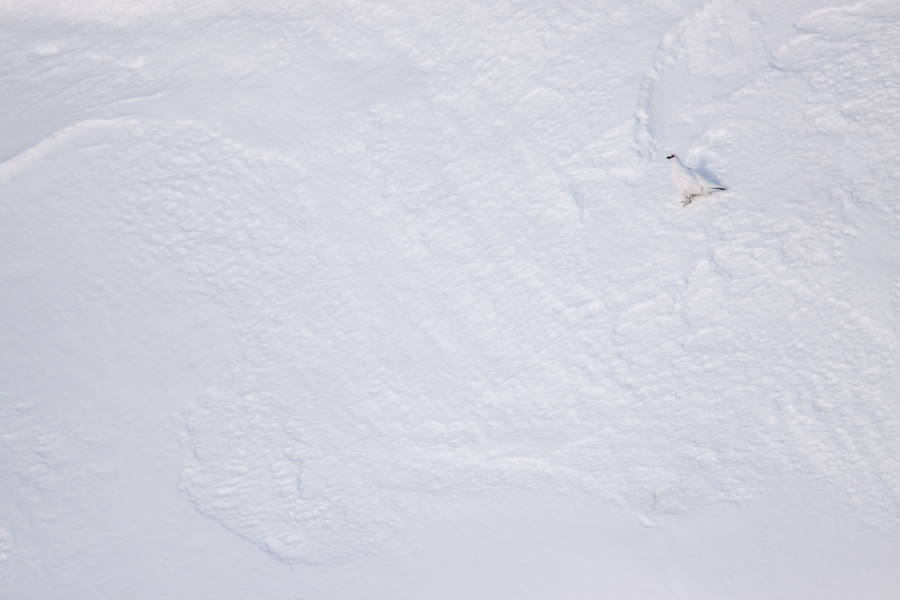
[2,0,899,597]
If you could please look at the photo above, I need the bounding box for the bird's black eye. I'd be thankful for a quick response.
[666,155,674,159]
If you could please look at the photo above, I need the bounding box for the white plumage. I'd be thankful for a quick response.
[667,154,726,206]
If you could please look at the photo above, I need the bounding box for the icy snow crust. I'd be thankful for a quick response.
[2,0,900,593]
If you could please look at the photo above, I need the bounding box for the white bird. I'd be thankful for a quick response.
[667,154,726,206]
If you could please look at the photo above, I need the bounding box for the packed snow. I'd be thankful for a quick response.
[2,0,899,598]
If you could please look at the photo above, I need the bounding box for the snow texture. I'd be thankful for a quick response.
[2,0,900,597]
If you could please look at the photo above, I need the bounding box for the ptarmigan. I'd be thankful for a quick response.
[667,154,726,206]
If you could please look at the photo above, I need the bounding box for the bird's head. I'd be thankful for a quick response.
[666,154,675,159]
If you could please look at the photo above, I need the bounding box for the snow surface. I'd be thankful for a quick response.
[2,0,900,597]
